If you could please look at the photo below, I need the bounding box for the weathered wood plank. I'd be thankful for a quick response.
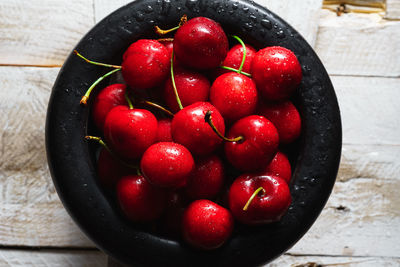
[0,249,106,266]
[339,144,400,182]
[386,0,400,20]
[289,177,400,257]
[94,0,322,47]
[0,66,92,247]
[315,10,400,77]
[332,75,400,145]
[0,0,94,66]
[269,254,400,266]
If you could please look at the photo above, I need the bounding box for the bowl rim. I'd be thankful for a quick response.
[46,0,342,266]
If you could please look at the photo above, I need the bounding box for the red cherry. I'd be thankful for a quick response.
[156,118,173,142]
[159,38,180,68]
[140,142,195,188]
[174,17,229,70]
[171,102,225,156]
[122,39,170,89]
[164,68,210,113]
[258,100,301,144]
[251,46,302,101]
[92,84,128,130]
[182,200,234,250]
[185,155,225,200]
[216,43,256,76]
[103,106,158,161]
[261,151,292,183]
[224,115,279,172]
[117,175,166,222]
[161,190,188,237]
[228,174,291,225]
[97,147,132,189]
[210,72,258,122]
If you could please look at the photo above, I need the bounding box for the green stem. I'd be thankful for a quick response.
[154,14,187,35]
[243,187,266,211]
[80,68,121,105]
[74,50,122,69]
[170,50,183,110]
[204,111,243,142]
[141,100,174,117]
[231,35,246,73]
[219,66,252,77]
[125,90,134,109]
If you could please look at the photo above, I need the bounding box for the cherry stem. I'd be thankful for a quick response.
[155,14,187,35]
[80,68,121,105]
[73,50,122,69]
[243,187,266,211]
[231,35,246,73]
[157,38,174,42]
[204,111,243,142]
[124,90,134,109]
[219,66,252,77]
[170,50,183,110]
[85,136,140,173]
[141,100,174,117]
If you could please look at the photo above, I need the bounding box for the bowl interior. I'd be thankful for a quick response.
[46,0,342,266]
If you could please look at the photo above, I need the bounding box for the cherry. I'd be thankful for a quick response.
[122,39,170,89]
[160,190,188,237]
[261,151,292,184]
[185,155,225,200]
[182,199,234,250]
[174,17,229,70]
[164,68,210,113]
[158,38,181,68]
[258,100,301,144]
[228,174,291,225]
[92,83,128,130]
[140,142,195,188]
[117,175,166,222]
[210,72,258,123]
[222,115,279,172]
[97,147,132,189]
[156,118,173,142]
[216,43,256,77]
[251,46,302,101]
[171,102,225,156]
[103,105,158,161]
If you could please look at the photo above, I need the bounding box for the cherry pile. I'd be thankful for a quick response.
[76,15,302,250]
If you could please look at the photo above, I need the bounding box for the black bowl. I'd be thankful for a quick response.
[46,0,342,266]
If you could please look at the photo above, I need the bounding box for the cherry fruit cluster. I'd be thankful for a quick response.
[77,16,302,250]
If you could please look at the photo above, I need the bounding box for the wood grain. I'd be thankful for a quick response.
[315,10,400,77]
[0,249,106,266]
[94,0,322,47]
[289,177,400,257]
[386,0,400,20]
[269,254,400,266]
[0,66,92,247]
[0,0,94,66]
[332,75,400,145]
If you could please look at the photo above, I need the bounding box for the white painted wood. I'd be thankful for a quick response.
[339,144,400,182]
[269,254,400,266]
[0,0,94,66]
[332,75,400,145]
[0,249,106,266]
[0,66,93,247]
[94,0,322,47]
[289,177,400,257]
[315,10,400,77]
[386,0,400,20]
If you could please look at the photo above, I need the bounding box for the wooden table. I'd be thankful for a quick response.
[1,0,399,266]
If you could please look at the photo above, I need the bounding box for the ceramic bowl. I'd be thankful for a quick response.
[46,0,342,266]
